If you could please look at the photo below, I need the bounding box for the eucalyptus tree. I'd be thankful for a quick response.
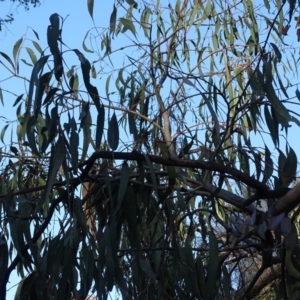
[1,0,300,299]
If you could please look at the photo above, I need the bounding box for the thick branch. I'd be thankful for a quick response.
[236,264,281,299]
[80,151,269,191]
[270,182,300,216]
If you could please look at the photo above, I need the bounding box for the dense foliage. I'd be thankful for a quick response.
[1,0,300,299]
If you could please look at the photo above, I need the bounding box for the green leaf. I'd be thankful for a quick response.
[0,237,8,286]
[70,130,79,174]
[47,14,63,81]
[116,161,129,212]
[120,18,137,38]
[270,43,282,62]
[263,73,290,126]
[139,258,156,280]
[44,106,58,152]
[264,105,278,146]
[263,144,273,183]
[0,51,15,71]
[26,115,40,157]
[26,47,37,65]
[107,113,119,150]
[20,59,33,67]
[14,272,38,299]
[27,55,50,114]
[282,146,297,185]
[141,7,151,38]
[34,72,52,121]
[125,0,138,7]
[91,64,96,78]
[82,30,94,53]
[201,92,220,142]
[39,136,66,207]
[13,37,23,63]
[73,49,101,113]
[13,94,24,107]
[234,66,244,89]
[81,102,92,161]
[206,231,219,298]
[95,105,105,149]
[32,41,43,54]
[296,89,300,102]
[1,124,9,143]
[87,0,94,20]
[263,0,270,12]
[110,4,117,35]
[0,88,3,106]
[195,254,206,297]
[43,88,59,106]
[30,27,39,40]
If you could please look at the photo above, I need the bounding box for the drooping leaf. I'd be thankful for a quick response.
[47,14,63,81]
[116,161,129,212]
[264,105,279,146]
[0,51,15,71]
[13,94,24,107]
[13,37,23,72]
[39,136,66,207]
[282,146,297,185]
[107,112,119,150]
[110,4,117,35]
[82,29,94,53]
[80,102,92,161]
[73,49,101,113]
[34,72,52,121]
[70,130,79,174]
[87,0,94,20]
[32,41,43,54]
[263,144,273,183]
[120,18,137,38]
[0,88,3,106]
[139,259,156,280]
[206,231,219,299]
[270,43,282,62]
[42,88,59,106]
[27,55,50,114]
[26,47,37,65]
[0,236,8,287]
[296,89,300,102]
[26,115,40,157]
[95,105,105,149]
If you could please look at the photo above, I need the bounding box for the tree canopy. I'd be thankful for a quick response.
[1,0,300,299]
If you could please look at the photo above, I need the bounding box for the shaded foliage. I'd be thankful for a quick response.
[1,0,300,299]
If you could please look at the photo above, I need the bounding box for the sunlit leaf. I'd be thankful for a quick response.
[13,37,23,69]
[120,18,137,38]
[26,47,37,65]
